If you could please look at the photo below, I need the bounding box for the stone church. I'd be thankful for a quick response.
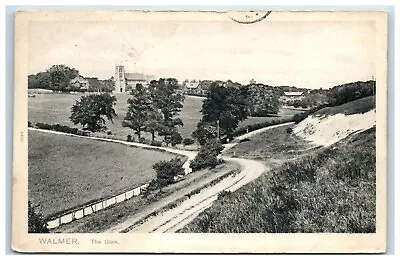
[114,65,155,92]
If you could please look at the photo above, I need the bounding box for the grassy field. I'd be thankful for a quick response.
[28,93,301,142]
[52,162,239,233]
[28,130,178,218]
[180,127,376,233]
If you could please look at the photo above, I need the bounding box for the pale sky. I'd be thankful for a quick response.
[28,18,376,89]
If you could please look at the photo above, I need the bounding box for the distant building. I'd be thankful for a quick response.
[114,65,155,92]
[183,79,201,94]
[281,91,304,102]
[69,76,89,91]
[284,91,304,97]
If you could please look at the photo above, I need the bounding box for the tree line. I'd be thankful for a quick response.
[28,64,115,92]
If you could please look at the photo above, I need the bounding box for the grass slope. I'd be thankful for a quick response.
[225,124,315,162]
[316,96,375,117]
[180,127,376,233]
[28,130,177,218]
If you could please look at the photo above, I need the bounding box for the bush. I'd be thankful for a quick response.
[190,139,224,172]
[183,138,195,146]
[150,140,163,147]
[107,131,112,135]
[171,132,183,146]
[152,157,185,188]
[35,122,89,136]
[127,135,132,142]
[28,121,32,128]
[28,201,49,233]
[217,190,232,200]
[286,127,293,134]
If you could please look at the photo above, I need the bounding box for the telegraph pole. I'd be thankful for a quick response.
[217,119,220,141]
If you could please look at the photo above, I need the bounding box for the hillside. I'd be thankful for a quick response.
[180,126,376,233]
[293,96,376,146]
[180,96,376,233]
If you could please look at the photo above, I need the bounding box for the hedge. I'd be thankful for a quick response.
[34,122,89,136]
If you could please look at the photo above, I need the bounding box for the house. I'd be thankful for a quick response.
[114,65,155,92]
[281,91,304,102]
[69,76,89,91]
[183,79,201,94]
[284,91,304,97]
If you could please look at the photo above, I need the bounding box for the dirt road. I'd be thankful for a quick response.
[124,158,267,233]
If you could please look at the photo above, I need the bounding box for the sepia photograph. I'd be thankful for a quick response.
[12,10,387,253]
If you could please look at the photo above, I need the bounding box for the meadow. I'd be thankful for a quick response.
[29,93,203,141]
[28,129,177,218]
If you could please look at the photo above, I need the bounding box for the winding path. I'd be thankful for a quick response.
[111,122,294,233]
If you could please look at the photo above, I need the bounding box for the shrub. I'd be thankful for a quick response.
[150,140,163,147]
[152,157,185,188]
[171,132,183,146]
[139,137,146,144]
[28,201,49,233]
[35,122,89,136]
[190,139,224,172]
[127,135,132,142]
[217,190,232,199]
[286,127,293,134]
[28,121,32,128]
[183,137,195,146]
[107,131,112,135]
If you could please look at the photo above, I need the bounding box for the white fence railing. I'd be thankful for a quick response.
[46,183,150,229]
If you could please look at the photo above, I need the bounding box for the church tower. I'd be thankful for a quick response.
[115,65,126,92]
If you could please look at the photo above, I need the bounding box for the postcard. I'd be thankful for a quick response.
[12,10,387,253]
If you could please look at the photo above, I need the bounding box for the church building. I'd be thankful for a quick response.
[114,65,155,92]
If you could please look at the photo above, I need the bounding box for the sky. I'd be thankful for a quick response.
[28,16,376,89]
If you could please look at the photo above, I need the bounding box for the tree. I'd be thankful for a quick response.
[144,110,164,143]
[150,78,185,140]
[195,82,249,142]
[46,64,79,91]
[122,84,152,140]
[28,72,51,90]
[70,93,117,132]
[190,139,224,171]
[28,201,49,233]
[328,80,376,106]
[152,157,185,187]
[192,120,218,146]
[247,84,281,116]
